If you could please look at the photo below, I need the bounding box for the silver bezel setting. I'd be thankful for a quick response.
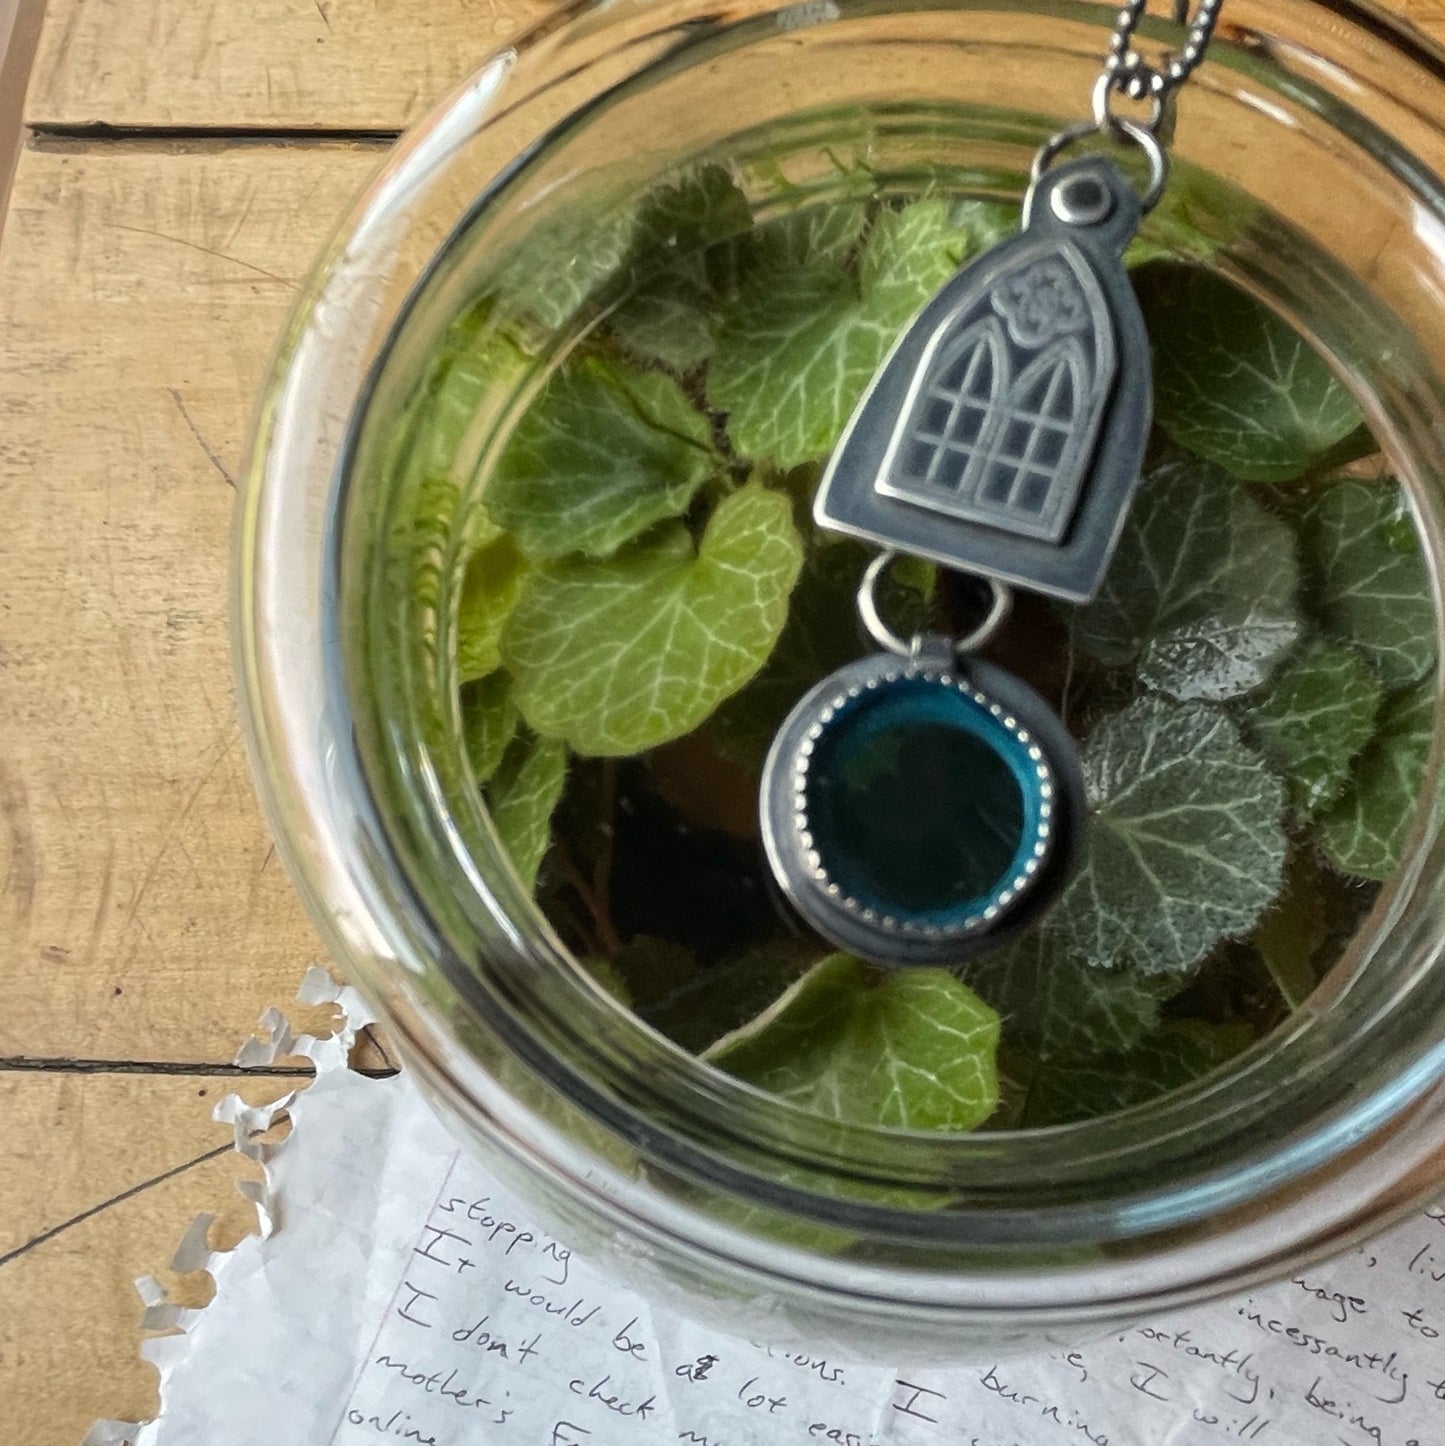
[761,652,1076,967]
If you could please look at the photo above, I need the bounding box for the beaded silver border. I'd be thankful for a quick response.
[760,652,1062,967]
[791,667,1055,938]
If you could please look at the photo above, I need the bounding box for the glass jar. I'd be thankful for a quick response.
[235,0,1445,1358]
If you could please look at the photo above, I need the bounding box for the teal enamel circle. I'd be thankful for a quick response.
[803,678,1048,927]
[798,675,1052,932]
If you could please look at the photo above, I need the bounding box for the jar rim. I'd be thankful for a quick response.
[241,0,1445,1314]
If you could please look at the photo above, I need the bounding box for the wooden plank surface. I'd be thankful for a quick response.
[22,0,1445,134]
[0,140,388,1064]
[0,1070,306,1443]
[28,0,549,132]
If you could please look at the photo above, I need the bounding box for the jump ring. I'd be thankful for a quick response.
[1029,115,1170,214]
[1092,72,1166,137]
[858,552,1013,659]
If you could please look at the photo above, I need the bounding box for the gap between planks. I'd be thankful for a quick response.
[0,1057,398,1078]
[26,122,400,152]
[1,1057,319,1077]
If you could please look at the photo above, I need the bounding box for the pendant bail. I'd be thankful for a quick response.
[1029,115,1170,214]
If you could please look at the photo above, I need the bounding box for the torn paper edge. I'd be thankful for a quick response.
[82,966,378,1446]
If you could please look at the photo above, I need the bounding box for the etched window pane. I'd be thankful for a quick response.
[872,242,1116,551]
[899,318,1006,490]
[957,339,1089,534]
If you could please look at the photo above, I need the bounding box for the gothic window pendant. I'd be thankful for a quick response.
[761,156,1153,968]
[815,157,1151,606]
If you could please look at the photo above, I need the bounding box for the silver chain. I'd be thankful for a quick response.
[1032,1,1222,213]
[1102,0,1224,117]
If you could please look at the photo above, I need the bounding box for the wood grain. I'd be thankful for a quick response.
[0,1070,306,1444]
[27,0,549,133]
[22,1,1445,136]
[0,141,393,1063]
[3,2,1445,1444]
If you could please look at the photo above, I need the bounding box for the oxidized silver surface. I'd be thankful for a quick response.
[815,156,1151,603]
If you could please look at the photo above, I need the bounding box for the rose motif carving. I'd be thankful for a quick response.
[990,259,1090,348]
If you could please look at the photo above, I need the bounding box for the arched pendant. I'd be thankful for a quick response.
[815,156,1150,604]
[762,156,1149,965]
[761,647,1085,967]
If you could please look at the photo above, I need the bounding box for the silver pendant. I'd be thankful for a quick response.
[814,156,1151,604]
[761,639,1086,967]
[762,157,1153,966]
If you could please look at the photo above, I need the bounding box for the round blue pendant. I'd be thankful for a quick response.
[761,652,1084,966]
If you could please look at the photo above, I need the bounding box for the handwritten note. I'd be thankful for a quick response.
[332,1138,1445,1446]
[98,1043,1445,1446]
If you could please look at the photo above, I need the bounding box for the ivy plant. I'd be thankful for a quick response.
[1295,478,1435,690]
[1147,266,1364,482]
[386,157,1437,1136]
[1051,696,1287,975]
[706,197,1009,467]
[502,484,803,755]
[1073,453,1300,702]
[1319,683,1433,881]
[704,954,1001,1131]
[485,357,722,561]
[1242,640,1381,818]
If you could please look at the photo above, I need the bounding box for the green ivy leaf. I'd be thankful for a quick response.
[486,732,568,890]
[707,264,894,467]
[407,474,464,636]
[485,358,720,561]
[1148,268,1363,482]
[711,538,932,761]
[1242,640,1381,817]
[640,944,812,1054]
[417,324,531,479]
[609,271,717,374]
[607,935,700,1010]
[1054,696,1288,974]
[394,329,531,686]
[634,165,755,258]
[1295,479,1436,689]
[961,933,1182,1065]
[1020,1020,1254,1126]
[1124,165,1258,269]
[505,206,639,331]
[398,330,529,634]
[706,195,1022,467]
[581,956,634,1007]
[859,198,966,330]
[456,526,529,683]
[608,165,756,372]
[1319,683,1434,880]
[748,200,868,271]
[461,671,518,785]
[1074,455,1300,701]
[705,954,1000,1131]
[1251,856,1329,1010]
[502,484,804,755]
[947,198,1019,253]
